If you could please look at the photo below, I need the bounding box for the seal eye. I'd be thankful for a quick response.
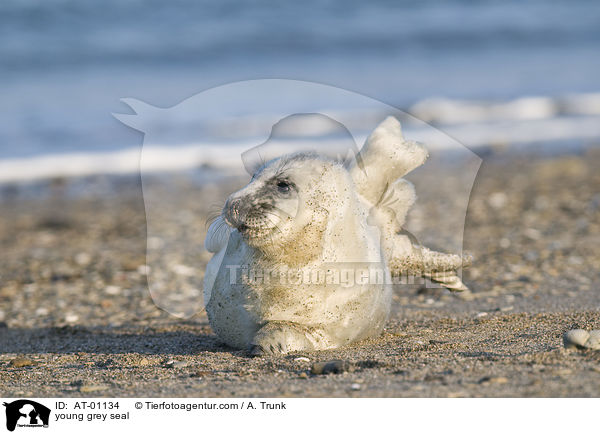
[277,180,291,194]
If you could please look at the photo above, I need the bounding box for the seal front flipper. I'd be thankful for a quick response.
[388,245,472,292]
[204,215,231,253]
[248,321,331,356]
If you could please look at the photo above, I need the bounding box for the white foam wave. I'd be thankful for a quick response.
[2,93,600,184]
[0,139,365,183]
[409,93,600,125]
[414,116,600,148]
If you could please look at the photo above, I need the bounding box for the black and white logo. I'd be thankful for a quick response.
[3,400,50,432]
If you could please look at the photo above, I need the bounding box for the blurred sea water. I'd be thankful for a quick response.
[1,0,599,180]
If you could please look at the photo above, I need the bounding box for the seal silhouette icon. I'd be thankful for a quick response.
[113,79,480,322]
[3,400,50,432]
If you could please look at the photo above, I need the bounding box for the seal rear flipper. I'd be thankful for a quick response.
[370,178,416,230]
[388,245,472,292]
[349,117,428,204]
[422,270,469,292]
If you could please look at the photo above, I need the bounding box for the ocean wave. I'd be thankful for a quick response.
[410,93,600,124]
[1,93,599,183]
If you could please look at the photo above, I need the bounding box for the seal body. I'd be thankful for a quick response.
[204,117,470,355]
[204,154,392,354]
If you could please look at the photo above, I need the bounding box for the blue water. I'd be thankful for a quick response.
[1,0,600,159]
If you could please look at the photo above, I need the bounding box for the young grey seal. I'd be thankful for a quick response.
[204,117,471,355]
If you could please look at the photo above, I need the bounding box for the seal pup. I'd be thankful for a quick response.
[204,117,470,355]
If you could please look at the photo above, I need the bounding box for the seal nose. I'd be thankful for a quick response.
[225,197,247,229]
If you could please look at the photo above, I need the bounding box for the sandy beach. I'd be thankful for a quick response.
[1,146,599,397]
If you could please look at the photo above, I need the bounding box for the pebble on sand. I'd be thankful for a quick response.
[74,252,92,266]
[79,384,109,393]
[105,285,121,295]
[488,192,508,209]
[563,329,600,350]
[163,359,190,369]
[310,360,350,375]
[478,376,509,385]
[137,265,151,275]
[585,330,600,350]
[137,357,152,367]
[65,314,79,323]
[563,329,590,349]
[10,357,36,368]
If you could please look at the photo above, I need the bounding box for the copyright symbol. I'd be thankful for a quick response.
[135,402,143,409]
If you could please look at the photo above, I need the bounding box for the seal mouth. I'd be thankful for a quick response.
[237,223,277,240]
[223,213,277,240]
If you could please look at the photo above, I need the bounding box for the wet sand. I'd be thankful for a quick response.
[1,147,599,397]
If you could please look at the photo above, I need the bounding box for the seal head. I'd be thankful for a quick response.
[221,152,364,264]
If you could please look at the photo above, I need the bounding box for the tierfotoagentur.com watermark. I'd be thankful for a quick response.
[226,263,445,288]
[114,79,480,317]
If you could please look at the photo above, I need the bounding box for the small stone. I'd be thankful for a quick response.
[298,372,309,379]
[95,359,112,368]
[171,264,196,276]
[147,237,164,249]
[524,228,541,240]
[137,357,152,367]
[190,370,210,378]
[294,357,311,363]
[10,357,36,368]
[79,384,108,393]
[488,192,507,209]
[105,285,121,295]
[163,359,189,368]
[447,392,468,398]
[563,329,590,350]
[478,376,508,385]
[74,252,92,266]
[350,383,361,390]
[35,307,49,316]
[65,314,79,323]
[310,360,350,375]
[584,330,600,350]
[499,238,510,248]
